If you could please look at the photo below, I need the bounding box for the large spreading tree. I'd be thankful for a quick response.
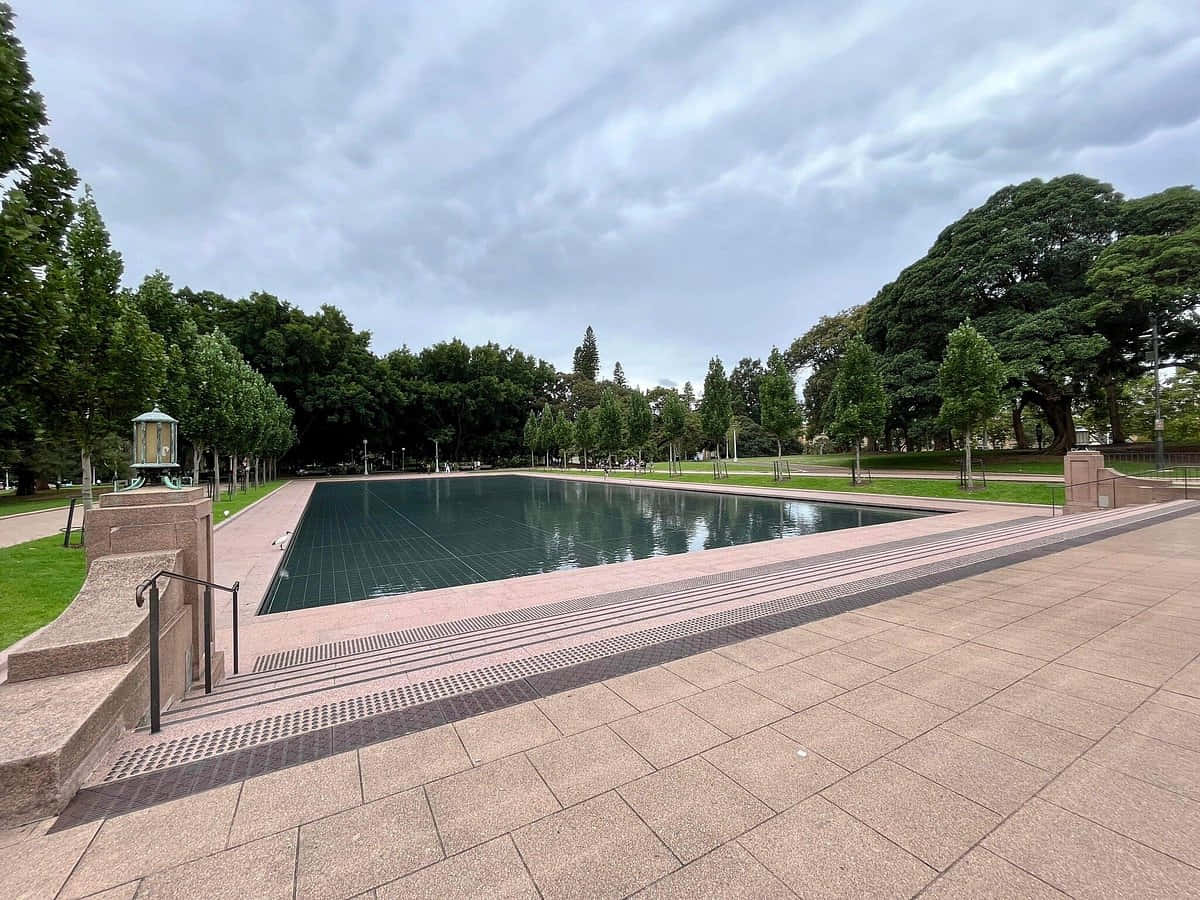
[864,175,1121,453]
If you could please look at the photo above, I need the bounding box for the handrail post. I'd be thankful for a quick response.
[148,581,161,734]
[62,497,77,548]
[203,584,213,694]
[232,582,240,675]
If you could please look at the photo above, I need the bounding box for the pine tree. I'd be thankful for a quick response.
[613,361,627,386]
[572,326,600,381]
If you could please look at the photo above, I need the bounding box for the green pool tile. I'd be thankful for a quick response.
[259,476,930,614]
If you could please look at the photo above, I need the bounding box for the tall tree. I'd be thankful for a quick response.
[574,407,596,469]
[864,175,1121,453]
[572,326,600,381]
[48,189,166,508]
[523,411,538,467]
[596,388,625,464]
[681,381,696,410]
[787,306,865,440]
[1087,186,1200,440]
[937,321,1006,490]
[626,390,653,462]
[828,337,888,482]
[552,409,574,468]
[660,391,687,467]
[612,361,627,386]
[0,4,79,493]
[759,348,801,457]
[729,357,765,423]
[699,357,732,460]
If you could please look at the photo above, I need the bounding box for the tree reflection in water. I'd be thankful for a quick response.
[262,475,929,612]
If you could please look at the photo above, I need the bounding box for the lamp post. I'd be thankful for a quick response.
[1150,312,1165,470]
[433,438,440,473]
[363,438,368,477]
[401,446,406,473]
[130,405,181,490]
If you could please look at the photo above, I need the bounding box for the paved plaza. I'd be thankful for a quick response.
[3,504,1199,899]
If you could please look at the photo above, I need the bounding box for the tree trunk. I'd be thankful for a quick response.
[1040,395,1076,455]
[777,438,782,458]
[80,447,94,511]
[1105,379,1126,444]
[854,441,861,484]
[214,448,221,502]
[965,428,974,491]
[1012,399,1029,450]
[230,454,236,496]
[193,445,202,485]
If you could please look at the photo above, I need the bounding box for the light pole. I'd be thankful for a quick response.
[1150,312,1165,470]
[433,439,440,473]
[363,438,368,476]
[401,446,406,473]
[390,450,394,470]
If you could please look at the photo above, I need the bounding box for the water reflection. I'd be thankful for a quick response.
[262,475,930,612]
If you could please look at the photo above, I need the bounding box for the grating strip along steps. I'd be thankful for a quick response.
[160,506,1151,725]
[153,504,1182,728]
[93,501,1190,768]
[79,500,1196,796]
[166,514,1061,722]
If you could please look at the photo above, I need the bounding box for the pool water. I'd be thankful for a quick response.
[260,475,930,613]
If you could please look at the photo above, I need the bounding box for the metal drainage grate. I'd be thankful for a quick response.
[102,502,1187,783]
[251,517,1044,673]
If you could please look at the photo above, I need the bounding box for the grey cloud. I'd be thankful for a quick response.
[13,0,1200,386]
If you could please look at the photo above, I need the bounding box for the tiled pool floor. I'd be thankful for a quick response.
[261,476,929,613]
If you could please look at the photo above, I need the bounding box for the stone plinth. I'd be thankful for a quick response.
[1064,450,1103,513]
[86,487,215,682]
[7,551,183,682]
[1064,449,1188,513]
[0,550,194,826]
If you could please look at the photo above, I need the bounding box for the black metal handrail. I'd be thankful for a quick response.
[135,570,240,734]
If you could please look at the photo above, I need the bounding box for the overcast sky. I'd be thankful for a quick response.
[14,1,1200,388]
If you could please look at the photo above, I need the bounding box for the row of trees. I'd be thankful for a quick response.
[793,175,1200,454]
[522,349,803,468]
[1,8,295,505]
[822,321,1006,489]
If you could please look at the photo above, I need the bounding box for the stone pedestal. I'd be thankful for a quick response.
[1064,450,1104,513]
[85,486,216,683]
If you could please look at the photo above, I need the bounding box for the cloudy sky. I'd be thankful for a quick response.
[14,0,1200,388]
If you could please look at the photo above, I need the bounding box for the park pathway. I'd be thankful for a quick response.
[0,507,72,549]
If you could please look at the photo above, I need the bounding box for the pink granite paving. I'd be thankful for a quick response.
[5,510,1199,898]
[208,473,1037,669]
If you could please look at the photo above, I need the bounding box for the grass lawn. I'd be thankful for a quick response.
[725,451,1067,475]
[0,480,287,651]
[534,468,1059,506]
[0,484,115,517]
[0,535,88,650]
[212,479,288,522]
